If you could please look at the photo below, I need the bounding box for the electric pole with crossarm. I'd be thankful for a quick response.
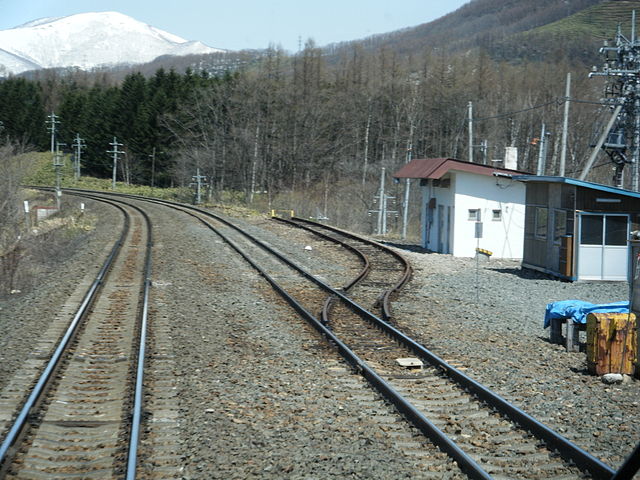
[72,133,86,180]
[46,112,60,154]
[108,137,124,190]
[190,168,208,204]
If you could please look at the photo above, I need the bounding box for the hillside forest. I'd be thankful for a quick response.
[0,9,625,234]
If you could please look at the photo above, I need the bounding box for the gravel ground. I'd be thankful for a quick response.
[389,249,639,470]
[0,197,121,391]
[146,204,443,479]
[2,196,639,479]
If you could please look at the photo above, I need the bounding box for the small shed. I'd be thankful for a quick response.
[514,175,640,281]
[393,158,526,258]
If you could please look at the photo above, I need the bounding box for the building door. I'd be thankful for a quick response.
[437,205,444,253]
[577,213,629,281]
[425,201,434,250]
[446,206,452,254]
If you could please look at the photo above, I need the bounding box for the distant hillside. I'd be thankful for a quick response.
[533,0,640,39]
[327,0,601,56]
[490,1,640,63]
[0,11,223,76]
[323,0,640,66]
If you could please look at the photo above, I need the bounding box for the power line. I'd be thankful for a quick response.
[473,100,558,122]
[472,97,611,123]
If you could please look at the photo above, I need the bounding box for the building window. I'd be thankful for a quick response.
[433,178,451,188]
[553,209,567,244]
[468,209,481,221]
[535,207,548,239]
[492,209,502,221]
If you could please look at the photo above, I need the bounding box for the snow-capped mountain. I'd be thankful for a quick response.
[0,11,225,75]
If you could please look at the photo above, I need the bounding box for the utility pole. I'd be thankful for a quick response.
[467,102,489,164]
[46,112,60,153]
[190,168,208,204]
[480,140,488,165]
[580,104,624,182]
[53,142,65,210]
[401,145,412,240]
[587,10,640,189]
[107,137,124,190]
[634,95,640,191]
[71,133,86,180]
[536,123,550,176]
[559,72,571,177]
[368,167,397,236]
[149,147,156,188]
[23,200,30,230]
[468,101,474,163]
[378,167,386,235]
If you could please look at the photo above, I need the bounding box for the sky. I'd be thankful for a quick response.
[0,0,470,53]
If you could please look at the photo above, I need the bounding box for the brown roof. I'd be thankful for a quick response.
[393,157,526,179]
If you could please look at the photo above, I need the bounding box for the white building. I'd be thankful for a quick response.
[393,158,526,259]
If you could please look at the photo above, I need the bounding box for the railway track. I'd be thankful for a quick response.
[112,195,618,479]
[273,216,412,322]
[0,196,152,479]
[264,217,618,479]
[4,188,637,479]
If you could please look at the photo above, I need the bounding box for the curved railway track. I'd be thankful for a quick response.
[4,188,637,479]
[95,192,618,479]
[265,217,618,479]
[0,195,152,479]
[272,216,412,322]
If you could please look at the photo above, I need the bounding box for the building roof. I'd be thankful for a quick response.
[513,175,640,199]
[393,157,525,180]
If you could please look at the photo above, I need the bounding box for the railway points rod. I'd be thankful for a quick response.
[280,216,412,320]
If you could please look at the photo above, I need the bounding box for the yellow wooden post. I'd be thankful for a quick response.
[587,312,637,375]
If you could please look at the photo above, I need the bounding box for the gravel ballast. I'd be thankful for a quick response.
[390,250,638,469]
[2,197,639,479]
[0,198,121,391]
[145,204,441,479]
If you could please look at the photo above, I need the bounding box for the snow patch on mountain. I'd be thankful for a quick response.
[0,11,224,75]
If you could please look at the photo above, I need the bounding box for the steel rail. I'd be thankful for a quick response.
[189,206,614,480]
[60,191,154,480]
[0,198,130,473]
[611,440,640,480]
[123,201,153,480]
[52,191,492,478]
[271,216,371,292]
[271,216,371,324]
[50,189,618,479]
[7,188,154,479]
[269,217,613,477]
[142,203,494,480]
[287,216,413,321]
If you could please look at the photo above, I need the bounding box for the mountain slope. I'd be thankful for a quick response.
[533,0,640,39]
[0,11,224,75]
[328,0,603,59]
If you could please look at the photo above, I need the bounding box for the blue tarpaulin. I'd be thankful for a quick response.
[544,300,629,328]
